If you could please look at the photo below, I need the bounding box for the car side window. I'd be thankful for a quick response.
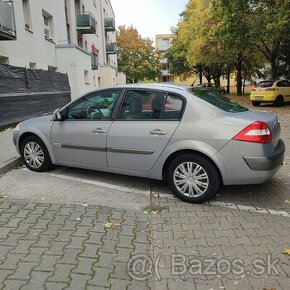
[119,90,167,120]
[118,90,184,121]
[66,90,119,120]
[276,81,284,87]
[162,94,184,120]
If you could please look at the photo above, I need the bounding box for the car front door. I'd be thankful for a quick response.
[50,89,120,169]
[107,89,185,171]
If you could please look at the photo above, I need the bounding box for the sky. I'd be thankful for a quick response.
[110,0,188,41]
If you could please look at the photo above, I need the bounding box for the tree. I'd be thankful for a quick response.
[248,0,290,79]
[117,26,160,83]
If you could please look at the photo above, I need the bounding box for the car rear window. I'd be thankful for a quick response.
[256,81,274,88]
[188,88,248,113]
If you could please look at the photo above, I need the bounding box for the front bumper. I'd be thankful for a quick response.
[244,139,285,171]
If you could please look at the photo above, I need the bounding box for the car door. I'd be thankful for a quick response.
[50,89,120,168]
[107,89,185,171]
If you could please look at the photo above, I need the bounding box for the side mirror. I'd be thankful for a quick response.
[53,109,64,121]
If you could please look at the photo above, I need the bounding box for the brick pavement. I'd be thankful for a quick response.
[0,198,290,289]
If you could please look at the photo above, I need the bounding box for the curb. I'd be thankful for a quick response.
[0,157,22,175]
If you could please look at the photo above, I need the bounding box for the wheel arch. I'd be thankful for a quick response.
[18,131,56,163]
[162,149,224,185]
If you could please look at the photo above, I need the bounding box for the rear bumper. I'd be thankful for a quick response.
[243,139,285,171]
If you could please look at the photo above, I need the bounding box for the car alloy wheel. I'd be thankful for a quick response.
[20,135,52,172]
[167,153,220,203]
[23,141,44,169]
[173,162,209,197]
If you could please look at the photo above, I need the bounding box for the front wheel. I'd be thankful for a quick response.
[167,154,220,203]
[251,101,261,106]
[20,135,52,172]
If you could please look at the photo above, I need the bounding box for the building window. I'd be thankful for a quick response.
[22,0,32,30]
[29,62,36,69]
[84,70,89,84]
[42,10,54,40]
[48,65,57,72]
[0,56,9,65]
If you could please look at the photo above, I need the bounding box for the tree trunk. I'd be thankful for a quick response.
[236,59,243,96]
[199,70,202,84]
[271,57,278,80]
[226,67,230,94]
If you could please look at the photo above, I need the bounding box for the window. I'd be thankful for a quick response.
[29,62,36,69]
[42,10,54,40]
[22,0,32,30]
[256,81,274,88]
[66,91,120,120]
[84,70,89,84]
[119,90,184,120]
[189,89,248,113]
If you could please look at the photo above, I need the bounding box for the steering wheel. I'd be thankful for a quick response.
[87,105,103,119]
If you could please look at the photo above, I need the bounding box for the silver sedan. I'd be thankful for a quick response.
[13,84,285,203]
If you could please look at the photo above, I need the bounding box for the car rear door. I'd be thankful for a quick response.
[107,89,185,171]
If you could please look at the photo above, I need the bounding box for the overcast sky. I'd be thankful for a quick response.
[110,0,188,41]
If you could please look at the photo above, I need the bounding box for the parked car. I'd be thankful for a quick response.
[13,84,285,203]
[250,80,290,106]
[196,83,226,94]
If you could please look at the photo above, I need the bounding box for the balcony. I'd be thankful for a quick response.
[160,58,168,64]
[104,17,115,31]
[76,13,96,34]
[0,0,16,40]
[106,43,117,54]
[158,44,170,51]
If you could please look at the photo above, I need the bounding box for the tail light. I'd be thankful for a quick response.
[233,121,272,143]
[252,88,256,91]
[265,88,275,91]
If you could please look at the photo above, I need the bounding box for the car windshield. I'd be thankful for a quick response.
[188,88,248,113]
[256,81,274,88]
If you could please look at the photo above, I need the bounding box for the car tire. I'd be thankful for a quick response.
[251,101,261,106]
[166,153,220,203]
[274,95,284,107]
[20,135,52,172]
[219,90,226,95]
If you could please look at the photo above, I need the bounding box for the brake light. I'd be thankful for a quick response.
[265,88,275,91]
[233,121,272,143]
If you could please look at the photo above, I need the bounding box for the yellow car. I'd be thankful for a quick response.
[250,80,290,106]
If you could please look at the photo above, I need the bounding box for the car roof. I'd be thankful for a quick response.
[112,83,192,91]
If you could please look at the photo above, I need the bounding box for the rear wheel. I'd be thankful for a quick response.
[251,101,261,106]
[274,95,284,107]
[20,135,52,172]
[166,153,220,203]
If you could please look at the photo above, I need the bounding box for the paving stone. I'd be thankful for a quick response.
[35,255,62,272]
[110,278,130,289]
[47,263,75,283]
[8,261,38,280]
[69,273,90,290]
[3,279,27,290]
[45,281,68,290]
[89,267,111,287]
[72,257,95,275]
[21,271,52,290]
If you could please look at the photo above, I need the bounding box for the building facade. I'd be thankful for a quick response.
[155,34,174,83]
[0,0,125,99]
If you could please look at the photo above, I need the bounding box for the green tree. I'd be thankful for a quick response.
[117,26,160,83]
[248,0,290,79]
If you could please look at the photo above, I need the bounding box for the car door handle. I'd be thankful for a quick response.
[150,129,167,136]
[92,128,106,134]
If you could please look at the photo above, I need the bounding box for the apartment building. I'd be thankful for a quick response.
[0,0,126,99]
[155,34,174,83]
